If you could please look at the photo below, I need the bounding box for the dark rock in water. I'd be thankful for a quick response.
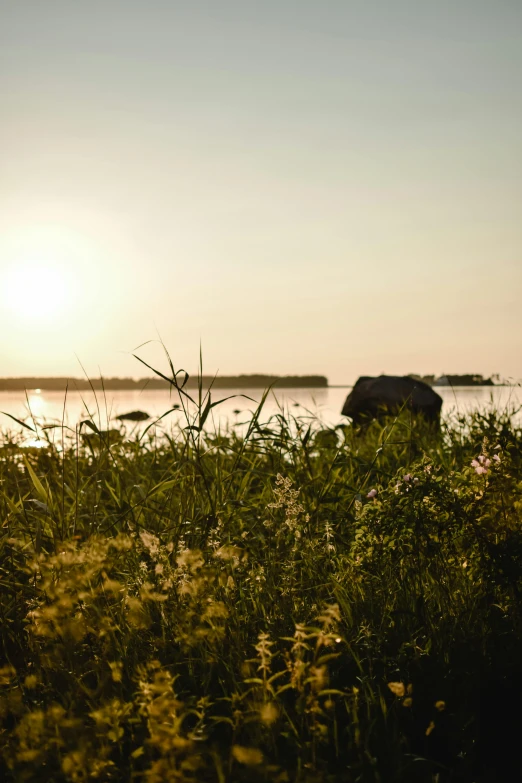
[115,410,150,422]
[341,375,442,424]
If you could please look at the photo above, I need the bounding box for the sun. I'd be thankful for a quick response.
[4,262,71,323]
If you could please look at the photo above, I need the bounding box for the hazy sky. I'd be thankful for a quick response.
[1,0,521,383]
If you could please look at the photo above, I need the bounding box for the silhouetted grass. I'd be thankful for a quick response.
[0,359,521,782]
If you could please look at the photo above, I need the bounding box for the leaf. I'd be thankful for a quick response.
[132,354,195,404]
[23,457,48,503]
[79,419,100,434]
[198,396,213,430]
[267,670,288,685]
[177,370,189,389]
[139,407,181,443]
[316,653,341,665]
[35,519,42,554]
[2,492,23,517]
[302,424,312,447]
[148,478,179,498]
[274,683,295,697]
[26,499,51,514]
[318,688,346,697]
[41,424,74,432]
[1,412,35,433]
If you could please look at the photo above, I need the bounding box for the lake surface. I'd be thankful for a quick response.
[0,385,520,442]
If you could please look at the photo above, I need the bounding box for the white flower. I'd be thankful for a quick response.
[366,488,377,499]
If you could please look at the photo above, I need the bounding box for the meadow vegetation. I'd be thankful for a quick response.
[1,368,521,781]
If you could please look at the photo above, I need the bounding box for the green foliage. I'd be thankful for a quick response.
[0,372,521,781]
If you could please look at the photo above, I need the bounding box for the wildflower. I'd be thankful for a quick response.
[62,752,86,778]
[403,473,412,482]
[0,665,16,685]
[24,674,38,689]
[139,531,160,558]
[316,604,341,645]
[259,702,279,725]
[176,548,204,571]
[387,682,405,697]
[493,453,501,463]
[324,521,335,553]
[90,699,132,742]
[255,632,274,675]
[109,661,123,682]
[309,664,329,692]
[232,745,264,765]
[269,474,306,532]
[215,545,244,566]
[435,700,446,711]
[471,455,491,475]
[366,488,377,499]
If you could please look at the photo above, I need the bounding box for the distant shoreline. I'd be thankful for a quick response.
[0,375,329,392]
[0,375,512,393]
[0,375,509,393]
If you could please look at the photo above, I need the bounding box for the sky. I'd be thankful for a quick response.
[1,0,521,384]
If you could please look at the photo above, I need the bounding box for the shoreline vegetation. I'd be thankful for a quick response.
[412,374,497,387]
[0,375,329,391]
[0,357,521,781]
[0,373,502,392]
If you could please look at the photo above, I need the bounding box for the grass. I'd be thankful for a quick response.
[0,360,521,782]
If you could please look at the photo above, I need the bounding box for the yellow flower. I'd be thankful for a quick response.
[24,675,38,689]
[232,745,264,766]
[259,702,279,725]
[0,665,16,686]
[387,681,405,697]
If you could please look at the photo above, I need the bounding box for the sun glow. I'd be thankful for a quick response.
[4,262,72,323]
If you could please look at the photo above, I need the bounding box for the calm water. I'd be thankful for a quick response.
[0,385,520,443]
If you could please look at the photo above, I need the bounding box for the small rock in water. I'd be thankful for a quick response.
[116,410,150,422]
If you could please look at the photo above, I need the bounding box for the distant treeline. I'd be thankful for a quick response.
[0,375,328,392]
[410,374,496,387]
